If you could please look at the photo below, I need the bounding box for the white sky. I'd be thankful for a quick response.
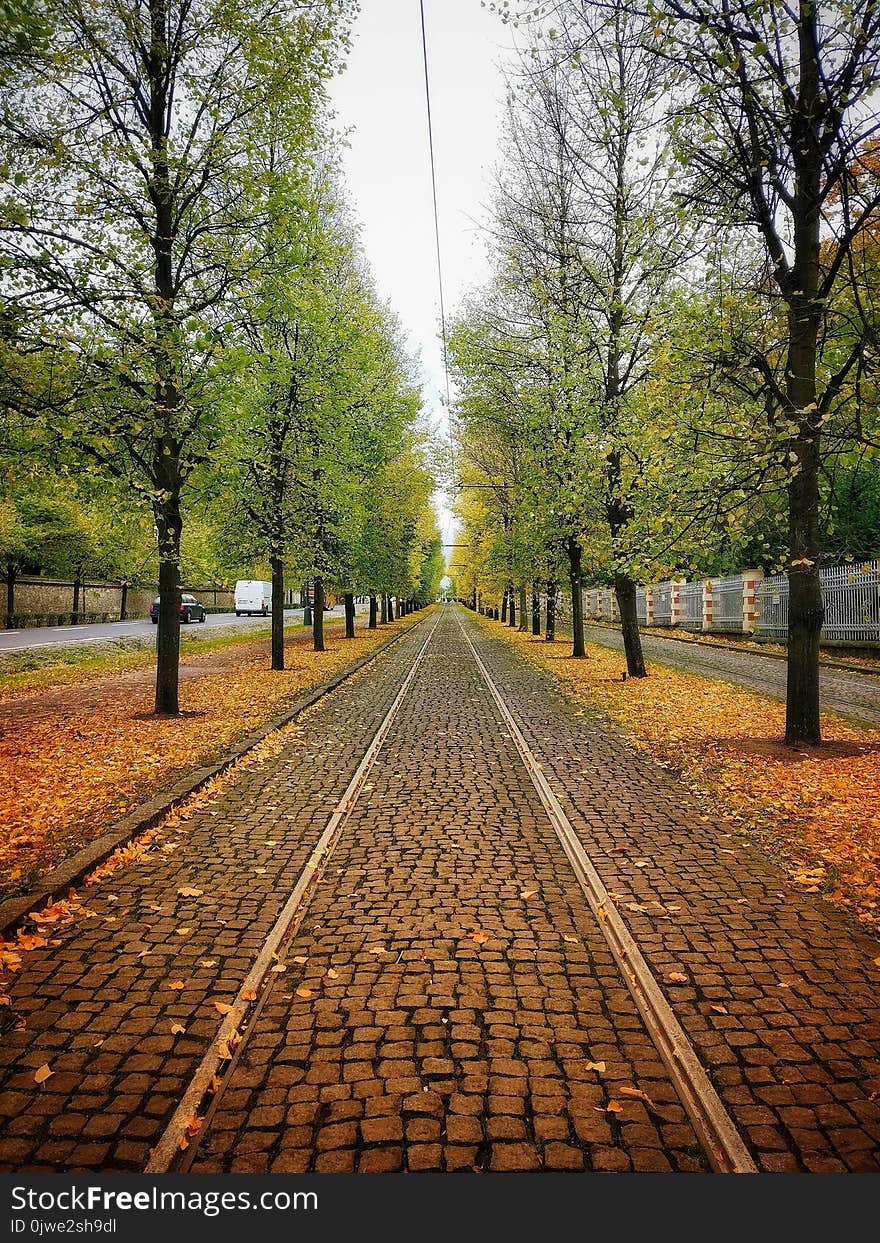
[327,0,514,560]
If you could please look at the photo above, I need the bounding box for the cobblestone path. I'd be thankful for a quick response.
[2,606,879,1174]
[585,624,880,727]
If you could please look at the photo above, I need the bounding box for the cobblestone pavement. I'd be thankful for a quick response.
[0,620,432,1172]
[2,606,880,1174]
[584,624,880,727]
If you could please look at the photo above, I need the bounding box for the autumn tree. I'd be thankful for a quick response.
[0,0,353,712]
[642,0,880,743]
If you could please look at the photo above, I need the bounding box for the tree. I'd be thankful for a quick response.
[647,0,880,742]
[0,0,352,711]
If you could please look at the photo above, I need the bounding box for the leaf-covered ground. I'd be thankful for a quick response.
[0,616,417,899]
[485,618,880,935]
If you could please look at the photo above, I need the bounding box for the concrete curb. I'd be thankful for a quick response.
[0,614,428,935]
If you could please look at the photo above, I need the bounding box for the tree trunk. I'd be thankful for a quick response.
[518,584,527,632]
[5,565,15,624]
[270,554,285,671]
[120,581,128,622]
[380,593,388,624]
[507,581,516,627]
[72,570,82,622]
[786,434,823,744]
[154,502,182,715]
[546,577,556,642]
[344,591,355,638]
[303,581,312,626]
[614,571,646,678]
[500,590,508,624]
[531,581,541,636]
[566,540,585,658]
[369,594,378,629]
[313,576,325,652]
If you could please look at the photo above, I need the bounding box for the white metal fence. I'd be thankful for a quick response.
[680,581,703,631]
[756,562,880,642]
[583,558,880,644]
[653,581,673,626]
[711,576,745,633]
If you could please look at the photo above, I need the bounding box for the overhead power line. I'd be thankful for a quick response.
[419,0,452,413]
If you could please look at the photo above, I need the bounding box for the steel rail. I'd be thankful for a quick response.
[145,609,444,1173]
[455,610,758,1175]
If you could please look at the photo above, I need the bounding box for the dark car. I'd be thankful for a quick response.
[150,593,207,624]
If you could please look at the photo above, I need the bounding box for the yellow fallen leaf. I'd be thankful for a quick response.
[214,1001,233,1015]
[198,959,217,968]
[470,931,489,945]
[326,968,339,980]
[34,1064,53,1085]
[584,1061,606,1073]
[666,972,688,984]
[167,979,185,990]
[270,962,287,973]
[242,988,257,1002]
[295,986,313,999]
[175,927,191,937]
[177,887,203,898]
[170,1022,186,1035]
[606,1100,623,1114]
[520,889,538,900]
[292,955,308,964]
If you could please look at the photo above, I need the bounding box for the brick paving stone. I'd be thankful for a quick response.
[0,622,436,1172]
[191,610,706,1173]
[472,612,880,1171]
[6,606,880,1175]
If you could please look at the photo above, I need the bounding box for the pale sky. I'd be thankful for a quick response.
[327,0,514,557]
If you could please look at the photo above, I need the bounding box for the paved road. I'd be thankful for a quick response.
[0,603,372,655]
[585,624,880,727]
[1,605,878,1173]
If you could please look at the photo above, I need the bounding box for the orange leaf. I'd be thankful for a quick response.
[34,1064,53,1084]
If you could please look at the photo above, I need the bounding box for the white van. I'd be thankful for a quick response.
[234,580,272,616]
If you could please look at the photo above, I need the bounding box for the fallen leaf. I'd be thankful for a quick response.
[34,1064,53,1084]
[214,1001,233,1015]
[175,927,191,937]
[665,972,688,984]
[177,887,203,898]
[626,902,649,914]
[520,889,538,900]
[584,1061,606,1073]
[366,943,388,955]
[562,935,579,944]
[241,988,257,1002]
[292,955,308,965]
[167,979,185,990]
[470,931,489,944]
[295,986,313,999]
[270,962,287,973]
[710,1004,729,1015]
[326,968,339,980]
[170,1022,186,1035]
[198,959,217,968]
[185,1115,202,1137]
[606,1100,623,1113]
